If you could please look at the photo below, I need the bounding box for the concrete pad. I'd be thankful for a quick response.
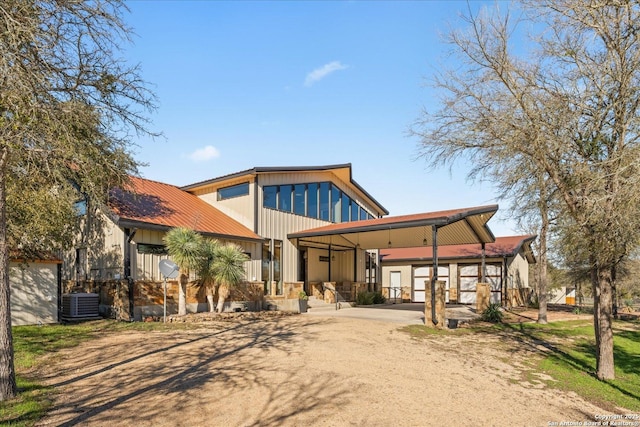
[303,302,480,325]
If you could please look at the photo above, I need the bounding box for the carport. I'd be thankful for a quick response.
[288,205,498,324]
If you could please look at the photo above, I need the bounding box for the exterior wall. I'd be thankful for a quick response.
[381,255,531,306]
[62,210,125,282]
[191,177,255,230]
[381,264,412,301]
[506,251,530,290]
[10,261,59,326]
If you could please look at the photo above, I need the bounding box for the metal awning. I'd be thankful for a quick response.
[288,205,498,250]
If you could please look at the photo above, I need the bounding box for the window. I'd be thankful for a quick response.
[218,182,249,200]
[341,193,350,222]
[263,186,277,209]
[262,240,271,295]
[263,239,283,295]
[294,184,306,216]
[279,185,292,212]
[307,183,318,219]
[274,240,283,295]
[331,185,341,223]
[351,199,359,221]
[319,183,330,221]
[262,181,372,224]
[137,244,168,255]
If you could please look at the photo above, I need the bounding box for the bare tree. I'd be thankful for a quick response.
[415,1,640,380]
[0,1,157,399]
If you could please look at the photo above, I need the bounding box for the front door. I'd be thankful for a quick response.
[390,271,401,301]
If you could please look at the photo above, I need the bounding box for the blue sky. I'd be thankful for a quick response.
[124,1,520,236]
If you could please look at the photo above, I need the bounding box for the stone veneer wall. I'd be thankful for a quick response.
[65,279,265,321]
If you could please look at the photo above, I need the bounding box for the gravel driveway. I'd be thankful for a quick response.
[35,314,606,427]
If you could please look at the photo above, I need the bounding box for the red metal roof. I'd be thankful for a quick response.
[379,235,536,261]
[109,177,261,241]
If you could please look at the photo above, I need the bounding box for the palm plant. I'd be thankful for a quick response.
[213,243,249,313]
[196,238,221,312]
[163,227,203,315]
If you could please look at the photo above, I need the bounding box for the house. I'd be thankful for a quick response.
[379,235,536,306]
[10,255,61,326]
[63,163,508,320]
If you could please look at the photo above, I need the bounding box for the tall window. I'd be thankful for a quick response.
[264,186,277,209]
[273,240,282,295]
[319,183,330,220]
[351,200,360,221]
[263,239,283,296]
[294,184,306,216]
[308,183,318,219]
[263,181,372,224]
[341,192,350,222]
[279,185,292,212]
[331,184,341,223]
[262,240,271,295]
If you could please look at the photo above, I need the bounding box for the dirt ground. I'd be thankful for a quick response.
[31,309,617,427]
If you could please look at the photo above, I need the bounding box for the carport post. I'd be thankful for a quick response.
[431,225,439,326]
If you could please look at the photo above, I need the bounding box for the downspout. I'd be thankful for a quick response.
[431,225,439,325]
[124,228,137,321]
[353,247,357,282]
[328,244,332,282]
[57,263,62,322]
[503,256,508,307]
[253,177,259,234]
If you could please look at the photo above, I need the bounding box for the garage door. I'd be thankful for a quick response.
[458,264,502,304]
[413,266,449,303]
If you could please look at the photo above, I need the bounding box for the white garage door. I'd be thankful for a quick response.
[413,266,449,303]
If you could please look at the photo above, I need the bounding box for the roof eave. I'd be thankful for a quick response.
[117,218,263,243]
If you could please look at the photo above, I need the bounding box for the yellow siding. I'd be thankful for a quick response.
[195,179,255,230]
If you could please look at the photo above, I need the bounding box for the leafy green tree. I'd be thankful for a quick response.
[0,0,156,399]
[415,1,640,379]
[163,227,204,315]
[213,244,249,313]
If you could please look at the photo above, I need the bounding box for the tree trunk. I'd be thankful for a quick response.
[535,174,550,324]
[0,146,16,400]
[216,284,229,313]
[206,290,215,313]
[593,265,615,380]
[178,273,187,316]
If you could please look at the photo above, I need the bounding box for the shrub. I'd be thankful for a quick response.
[372,291,386,304]
[356,291,374,305]
[356,291,386,305]
[481,303,504,323]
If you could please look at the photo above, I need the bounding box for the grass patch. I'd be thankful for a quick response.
[0,319,202,426]
[402,317,640,411]
[479,319,640,411]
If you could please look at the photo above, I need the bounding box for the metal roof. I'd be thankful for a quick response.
[379,235,537,263]
[109,177,262,242]
[288,205,498,250]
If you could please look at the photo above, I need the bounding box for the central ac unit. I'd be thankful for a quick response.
[61,293,100,320]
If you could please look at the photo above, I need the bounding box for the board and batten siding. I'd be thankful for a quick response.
[506,251,530,290]
[192,177,256,231]
[10,261,59,326]
[131,228,261,283]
